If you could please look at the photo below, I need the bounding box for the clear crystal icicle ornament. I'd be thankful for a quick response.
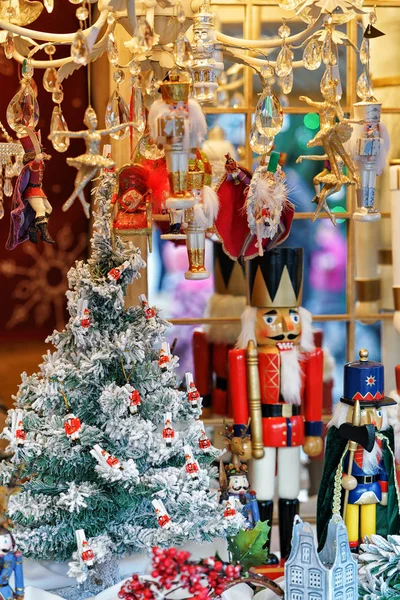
[303,39,321,70]
[51,107,70,152]
[105,70,130,140]
[275,44,293,78]
[250,125,274,155]
[71,30,89,65]
[107,32,119,66]
[130,76,146,135]
[134,17,154,53]
[255,66,283,138]
[4,32,15,60]
[174,33,192,68]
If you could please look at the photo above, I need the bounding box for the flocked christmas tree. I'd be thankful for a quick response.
[0,164,244,597]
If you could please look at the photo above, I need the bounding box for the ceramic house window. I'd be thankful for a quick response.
[309,594,322,600]
[290,567,303,585]
[340,543,347,563]
[290,592,303,600]
[345,565,354,585]
[301,543,312,563]
[334,568,343,588]
[309,569,322,588]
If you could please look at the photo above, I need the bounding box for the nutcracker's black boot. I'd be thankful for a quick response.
[28,221,39,244]
[36,216,56,245]
[258,500,279,565]
[279,498,299,562]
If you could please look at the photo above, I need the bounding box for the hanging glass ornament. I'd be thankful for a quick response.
[142,69,157,96]
[360,38,370,65]
[50,106,70,152]
[3,176,13,197]
[107,12,115,25]
[320,66,332,96]
[230,92,244,108]
[43,68,58,93]
[249,125,274,155]
[130,78,146,135]
[105,90,130,139]
[177,2,186,23]
[138,134,164,160]
[45,43,56,56]
[44,0,54,12]
[71,30,89,65]
[279,70,293,95]
[275,45,293,78]
[107,32,119,66]
[76,5,89,21]
[129,60,141,76]
[278,22,290,39]
[4,32,15,60]
[356,70,373,100]
[134,17,154,53]
[6,81,39,133]
[303,39,321,70]
[260,63,275,83]
[21,59,34,80]
[52,85,64,104]
[173,33,192,68]
[254,87,283,138]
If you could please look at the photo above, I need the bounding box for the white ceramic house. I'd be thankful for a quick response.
[284,516,358,600]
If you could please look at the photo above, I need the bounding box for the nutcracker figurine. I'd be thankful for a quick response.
[229,247,323,565]
[223,497,237,520]
[185,372,201,410]
[76,530,95,569]
[129,388,141,415]
[198,421,211,452]
[317,349,400,552]
[139,294,156,322]
[0,527,24,599]
[162,412,175,446]
[193,243,247,417]
[225,462,260,528]
[158,342,171,371]
[152,498,171,529]
[11,409,26,447]
[6,128,55,250]
[183,445,200,479]
[349,100,390,221]
[64,412,81,445]
[108,261,130,282]
[90,444,122,470]
[191,1,224,104]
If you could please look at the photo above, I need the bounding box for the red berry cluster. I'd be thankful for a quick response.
[118,547,243,600]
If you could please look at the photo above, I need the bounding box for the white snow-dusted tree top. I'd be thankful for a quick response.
[2,168,244,564]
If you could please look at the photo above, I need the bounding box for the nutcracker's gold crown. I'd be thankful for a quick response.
[213,243,247,297]
[247,248,303,308]
[353,100,382,124]
[160,78,190,104]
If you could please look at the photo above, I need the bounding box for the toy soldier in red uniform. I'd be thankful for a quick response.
[139,294,156,321]
[229,247,323,565]
[162,412,175,446]
[64,413,81,446]
[76,530,95,569]
[185,372,201,410]
[6,129,55,250]
[223,497,237,519]
[152,499,171,529]
[158,342,171,371]
[198,421,211,452]
[184,445,200,479]
[129,388,141,415]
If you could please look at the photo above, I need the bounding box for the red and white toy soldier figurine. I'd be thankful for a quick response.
[77,297,91,329]
[223,496,237,519]
[152,499,171,529]
[12,410,26,447]
[76,530,95,569]
[6,128,55,250]
[64,413,81,446]
[183,445,200,479]
[107,261,130,282]
[162,412,175,446]
[185,372,200,410]
[158,342,171,371]
[91,444,122,470]
[139,294,156,322]
[129,388,141,415]
[230,247,323,567]
[198,421,211,452]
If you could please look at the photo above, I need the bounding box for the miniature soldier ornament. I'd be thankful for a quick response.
[11,409,26,447]
[225,463,260,528]
[90,444,122,470]
[64,412,81,445]
[162,412,175,446]
[76,530,95,569]
[107,261,130,282]
[129,388,141,415]
[0,527,24,599]
[317,349,400,552]
[6,128,55,250]
[230,247,323,565]
[158,342,171,371]
[185,372,201,410]
[183,445,200,479]
[198,421,211,452]
[139,294,156,322]
[223,497,237,520]
[152,499,171,529]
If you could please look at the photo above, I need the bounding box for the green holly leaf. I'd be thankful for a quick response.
[227,521,270,572]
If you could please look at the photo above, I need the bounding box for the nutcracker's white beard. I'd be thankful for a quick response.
[280,347,302,405]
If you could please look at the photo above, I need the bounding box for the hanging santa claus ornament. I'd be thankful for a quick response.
[162,412,175,446]
[152,498,171,529]
[185,372,201,410]
[75,530,95,569]
[128,388,141,415]
[183,445,200,479]
[148,70,207,239]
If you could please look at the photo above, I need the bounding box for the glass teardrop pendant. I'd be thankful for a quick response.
[275,45,293,78]
[173,33,192,68]
[320,67,333,96]
[360,38,370,65]
[43,67,58,92]
[107,32,119,66]
[176,2,186,23]
[50,106,70,152]
[303,39,321,71]
[249,125,274,155]
[356,70,373,100]
[105,90,130,139]
[6,83,39,133]
[4,32,15,60]
[130,82,146,134]
[254,88,283,138]
[322,35,332,65]
[134,17,154,53]
[44,0,54,12]
[279,71,293,95]
[3,178,13,197]
[71,30,89,65]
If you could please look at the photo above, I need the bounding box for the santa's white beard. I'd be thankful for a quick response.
[280,347,302,405]
[362,441,382,475]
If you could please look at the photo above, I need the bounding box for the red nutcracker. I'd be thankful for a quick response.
[193,242,247,418]
[198,421,211,452]
[11,410,26,447]
[185,372,200,410]
[75,530,95,569]
[184,445,200,479]
[64,413,81,446]
[162,412,175,446]
[152,499,171,529]
[139,294,156,321]
[158,342,171,371]
[129,388,141,415]
[90,444,122,470]
[107,261,130,282]
[223,497,237,519]
[229,248,323,566]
